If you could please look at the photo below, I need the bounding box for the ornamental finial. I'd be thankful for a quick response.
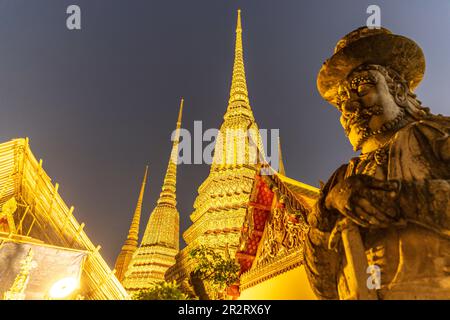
[177,98,184,129]
[236,9,242,32]
[278,136,286,175]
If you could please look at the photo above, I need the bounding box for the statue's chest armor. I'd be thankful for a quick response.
[338,145,450,299]
[346,146,389,180]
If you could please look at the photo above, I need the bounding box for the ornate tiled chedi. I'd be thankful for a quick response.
[166,10,266,292]
[114,166,148,282]
[121,100,184,292]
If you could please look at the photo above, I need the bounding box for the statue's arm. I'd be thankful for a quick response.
[398,121,450,236]
[304,165,347,300]
[304,200,340,299]
[399,179,450,237]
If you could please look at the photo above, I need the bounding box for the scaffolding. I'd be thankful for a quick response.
[0,138,129,300]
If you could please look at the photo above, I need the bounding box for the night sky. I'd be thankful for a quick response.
[0,0,449,267]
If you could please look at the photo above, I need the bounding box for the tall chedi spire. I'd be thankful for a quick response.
[211,9,264,170]
[122,99,183,292]
[166,10,266,296]
[114,165,148,282]
[226,9,252,119]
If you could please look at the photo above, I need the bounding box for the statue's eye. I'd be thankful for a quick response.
[357,83,373,96]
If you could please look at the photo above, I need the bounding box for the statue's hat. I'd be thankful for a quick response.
[317,27,425,107]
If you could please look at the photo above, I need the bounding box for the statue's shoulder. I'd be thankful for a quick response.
[396,116,450,162]
[398,116,449,138]
[322,164,348,195]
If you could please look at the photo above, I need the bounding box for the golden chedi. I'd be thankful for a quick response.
[166,10,266,298]
[114,166,148,283]
[121,99,183,292]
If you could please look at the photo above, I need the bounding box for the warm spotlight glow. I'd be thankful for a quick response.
[49,277,78,299]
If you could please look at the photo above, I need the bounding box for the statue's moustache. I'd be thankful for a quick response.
[344,104,383,135]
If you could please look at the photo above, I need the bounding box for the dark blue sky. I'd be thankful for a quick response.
[0,0,448,267]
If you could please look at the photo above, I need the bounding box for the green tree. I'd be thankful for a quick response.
[132,281,191,300]
[189,245,240,296]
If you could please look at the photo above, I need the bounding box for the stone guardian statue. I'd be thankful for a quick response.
[305,26,450,300]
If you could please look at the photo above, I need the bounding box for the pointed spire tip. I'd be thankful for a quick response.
[236,9,242,31]
[177,98,184,125]
[227,7,249,108]
[277,136,286,175]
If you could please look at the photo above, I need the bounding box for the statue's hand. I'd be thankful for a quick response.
[325,174,401,228]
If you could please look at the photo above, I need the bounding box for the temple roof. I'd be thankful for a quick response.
[271,173,319,210]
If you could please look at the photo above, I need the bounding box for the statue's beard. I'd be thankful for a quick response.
[343,105,382,137]
[348,105,406,150]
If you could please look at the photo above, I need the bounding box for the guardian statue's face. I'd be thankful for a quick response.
[337,68,404,151]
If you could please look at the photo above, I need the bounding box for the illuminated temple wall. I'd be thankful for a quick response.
[238,265,316,300]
